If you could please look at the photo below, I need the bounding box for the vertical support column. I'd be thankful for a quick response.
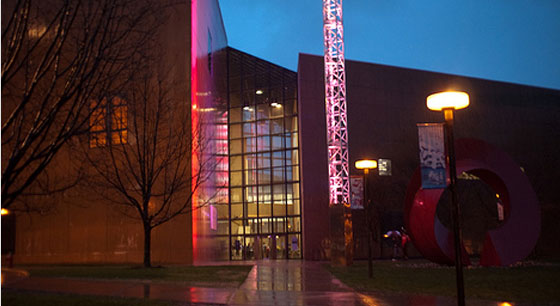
[323,0,350,206]
[323,0,352,265]
[444,109,466,306]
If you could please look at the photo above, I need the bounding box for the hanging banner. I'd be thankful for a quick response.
[350,176,364,209]
[417,123,447,189]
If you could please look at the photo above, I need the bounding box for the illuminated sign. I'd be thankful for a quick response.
[378,159,392,176]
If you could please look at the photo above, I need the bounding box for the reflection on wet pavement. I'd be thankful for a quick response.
[2,261,531,305]
[230,260,365,305]
[229,260,528,306]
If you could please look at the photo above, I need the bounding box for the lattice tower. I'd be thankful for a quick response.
[323,0,350,205]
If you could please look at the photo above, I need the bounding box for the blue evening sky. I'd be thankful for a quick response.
[218,1,560,90]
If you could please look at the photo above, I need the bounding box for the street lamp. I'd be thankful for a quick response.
[355,159,377,279]
[427,90,469,306]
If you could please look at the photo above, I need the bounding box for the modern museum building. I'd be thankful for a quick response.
[4,0,560,265]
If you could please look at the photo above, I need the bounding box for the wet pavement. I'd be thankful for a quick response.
[2,261,532,305]
[229,260,361,305]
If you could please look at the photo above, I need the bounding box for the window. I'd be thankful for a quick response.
[89,97,128,148]
[225,48,302,260]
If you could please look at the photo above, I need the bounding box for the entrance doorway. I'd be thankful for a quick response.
[232,234,300,260]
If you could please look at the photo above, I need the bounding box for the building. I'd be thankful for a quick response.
[3,0,560,265]
[299,54,560,260]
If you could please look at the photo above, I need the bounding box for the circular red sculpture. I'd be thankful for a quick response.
[404,138,540,266]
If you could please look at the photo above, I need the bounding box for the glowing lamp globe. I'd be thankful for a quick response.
[355,159,377,170]
[426,91,469,111]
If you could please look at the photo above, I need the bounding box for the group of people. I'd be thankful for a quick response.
[385,227,410,261]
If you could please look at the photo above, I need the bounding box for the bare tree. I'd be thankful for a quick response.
[1,0,157,210]
[80,59,219,267]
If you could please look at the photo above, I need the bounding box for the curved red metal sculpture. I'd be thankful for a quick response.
[405,138,540,266]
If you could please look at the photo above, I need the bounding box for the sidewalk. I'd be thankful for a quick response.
[2,261,530,305]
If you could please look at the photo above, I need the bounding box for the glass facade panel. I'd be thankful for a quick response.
[271,119,283,134]
[288,234,301,259]
[231,203,243,219]
[258,168,271,184]
[230,139,242,155]
[288,217,301,232]
[247,202,257,217]
[245,186,258,204]
[276,235,287,259]
[256,104,270,120]
[270,104,283,118]
[225,48,301,260]
[230,155,242,171]
[257,120,269,135]
[244,168,257,185]
[243,122,255,137]
[257,153,270,168]
[244,137,256,153]
[230,91,241,108]
[230,123,242,139]
[271,136,283,150]
[257,136,270,151]
[273,184,285,204]
[232,236,243,260]
[259,202,271,217]
[285,166,299,182]
[258,185,272,202]
[230,107,242,123]
[286,149,298,166]
[274,218,286,233]
[243,107,255,121]
[231,188,243,203]
[272,167,285,183]
[272,151,284,167]
[230,171,242,187]
[242,91,254,105]
[284,100,297,116]
[288,199,300,216]
[217,204,229,219]
[285,116,298,132]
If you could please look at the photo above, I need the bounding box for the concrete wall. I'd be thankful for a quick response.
[12,0,194,265]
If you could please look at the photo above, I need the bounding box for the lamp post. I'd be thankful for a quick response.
[355,159,377,279]
[427,91,469,306]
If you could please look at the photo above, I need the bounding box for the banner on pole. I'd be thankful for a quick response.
[350,176,364,209]
[417,123,447,189]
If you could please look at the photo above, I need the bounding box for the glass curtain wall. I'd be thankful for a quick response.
[225,48,301,260]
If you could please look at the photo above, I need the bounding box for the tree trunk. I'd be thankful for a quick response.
[143,223,152,267]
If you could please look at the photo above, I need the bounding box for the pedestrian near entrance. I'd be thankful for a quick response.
[400,227,410,260]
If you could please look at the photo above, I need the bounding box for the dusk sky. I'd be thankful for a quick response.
[219,1,560,90]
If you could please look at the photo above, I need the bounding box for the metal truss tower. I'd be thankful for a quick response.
[323,0,349,205]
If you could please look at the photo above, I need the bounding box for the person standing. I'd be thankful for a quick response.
[400,227,410,260]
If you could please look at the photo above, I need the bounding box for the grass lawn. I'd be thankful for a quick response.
[326,259,560,304]
[1,291,181,306]
[18,264,252,288]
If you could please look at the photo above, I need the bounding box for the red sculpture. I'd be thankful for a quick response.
[405,138,540,266]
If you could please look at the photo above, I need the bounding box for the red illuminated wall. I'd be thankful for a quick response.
[191,0,228,263]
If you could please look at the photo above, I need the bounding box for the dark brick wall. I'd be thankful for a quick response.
[298,53,560,260]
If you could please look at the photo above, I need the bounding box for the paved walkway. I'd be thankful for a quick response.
[2,261,525,305]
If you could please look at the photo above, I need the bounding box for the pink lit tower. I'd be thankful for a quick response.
[323,0,353,265]
[323,0,349,206]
